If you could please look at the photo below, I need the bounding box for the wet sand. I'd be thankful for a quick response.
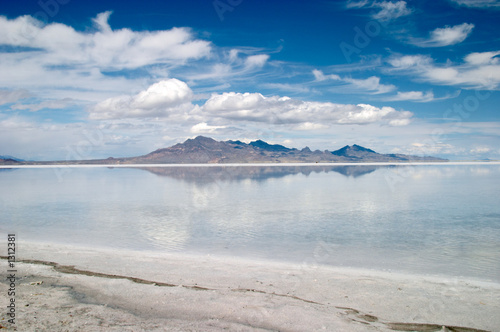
[1,242,499,331]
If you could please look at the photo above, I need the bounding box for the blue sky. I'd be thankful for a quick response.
[0,0,499,160]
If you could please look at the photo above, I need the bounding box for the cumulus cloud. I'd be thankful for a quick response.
[411,23,474,47]
[0,89,31,105]
[388,51,500,89]
[89,79,195,120]
[202,92,412,126]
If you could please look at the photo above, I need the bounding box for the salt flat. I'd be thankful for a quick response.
[1,242,498,331]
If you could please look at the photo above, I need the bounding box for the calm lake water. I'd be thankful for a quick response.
[1,164,499,282]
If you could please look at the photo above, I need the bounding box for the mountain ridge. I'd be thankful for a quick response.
[117,136,447,164]
[0,136,447,165]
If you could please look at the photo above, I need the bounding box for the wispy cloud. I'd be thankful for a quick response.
[388,51,500,89]
[343,76,396,94]
[0,12,211,70]
[385,91,436,102]
[312,69,395,94]
[261,83,314,94]
[0,12,213,104]
[346,1,412,20]
[12,98,74,112]
[384,90,460,102]
[0,89,31,105]
[410,23,474,47]
[372,1,413,21]
[449,0,500,8]
[312,69,340,81]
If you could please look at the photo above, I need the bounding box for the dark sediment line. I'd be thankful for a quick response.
[0,256,490,332]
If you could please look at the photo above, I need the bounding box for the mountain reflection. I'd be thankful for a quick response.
[133,165,389,182]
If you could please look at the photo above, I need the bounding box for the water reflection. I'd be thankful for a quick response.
[1,165,499,281]
[136,165,385,182]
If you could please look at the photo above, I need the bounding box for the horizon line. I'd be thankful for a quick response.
[1,161,500,169]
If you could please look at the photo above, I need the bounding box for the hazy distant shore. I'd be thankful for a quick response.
[1,241,498,331]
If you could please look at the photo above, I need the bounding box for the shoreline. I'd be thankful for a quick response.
[1,241,498,331]
[1,161,500,169]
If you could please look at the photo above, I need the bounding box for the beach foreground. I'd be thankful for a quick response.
[1,243,499,331]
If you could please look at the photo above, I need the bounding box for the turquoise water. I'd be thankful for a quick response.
[1,165,499,281]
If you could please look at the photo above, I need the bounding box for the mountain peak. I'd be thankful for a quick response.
[191,136,216,142]
[331,144,377,157]
[249,140,291,151]
[350,144,376,153]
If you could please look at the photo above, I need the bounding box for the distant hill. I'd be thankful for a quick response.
[0,136,447,165]
[0,155,23,162]
[0,155,23,165]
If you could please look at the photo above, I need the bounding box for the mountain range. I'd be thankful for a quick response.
[0,136,446,165]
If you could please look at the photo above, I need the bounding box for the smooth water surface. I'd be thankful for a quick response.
[1,164,499,281]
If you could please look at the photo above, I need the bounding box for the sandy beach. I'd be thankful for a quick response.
[0,242,498,331]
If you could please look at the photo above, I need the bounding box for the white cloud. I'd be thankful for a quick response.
[0,12,211,70]
[450,0,500,8]
[294,122,329,131]
[312,69,340,81]
[262,83,313,94]
[388,51,500,89]
[346,0,370,8]
[470,146,491,153]
[408,142,456,155]
[0,89,31,105]
[244,54,269,69]
[312,70,394,94]
[465,51,500,65]
[0,13,213,104]
[180,49,272,84]
[388,55,432,69]
[347,1,412,20]
[344,76,396,94]
[411,23,474,47]
[92,11,113,33]
[386,91,435,102]
[372,1,412,21]
[89,79,195,120]
[12,98,74,112]
[202,92,412,126]
[190,122,226,134]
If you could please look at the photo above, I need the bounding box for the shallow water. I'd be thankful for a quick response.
[1,164,499,281]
